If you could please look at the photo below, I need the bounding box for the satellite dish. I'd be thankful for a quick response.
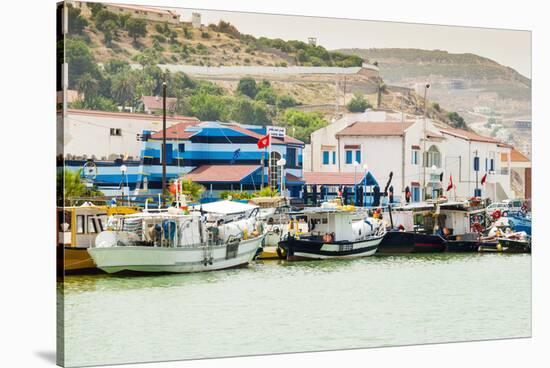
[82,161,97,180]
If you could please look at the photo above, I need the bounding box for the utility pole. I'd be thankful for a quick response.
[422,83,430,200]
[161,81,167,206]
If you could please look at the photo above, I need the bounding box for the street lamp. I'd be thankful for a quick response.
[353,161,360,205]
[277,158,286,196]
[120,164,129,205]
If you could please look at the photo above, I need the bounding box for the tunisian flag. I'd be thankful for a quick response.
[481,173,488,185]
[257,134,270,149]
[446,174,453,192]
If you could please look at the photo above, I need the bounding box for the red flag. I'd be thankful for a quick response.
[257,134,270,149]
[446,174,453,192]
[481,173,488,185]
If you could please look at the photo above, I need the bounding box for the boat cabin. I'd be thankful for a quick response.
[300,209,357,242]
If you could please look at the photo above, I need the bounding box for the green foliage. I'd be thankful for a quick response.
[65,39,99,88]
[253,186,279,198]
[447,111,467,129]
[67,5,88,34]
[88,3,104,18]
[100,19,117,45]
[255,87,278,105]
[76,73,99,105]
[277,94,298,110]
[174,178,205,202]
[111,70,136,108]
[280,110,328,143]
[228,98,272,125]
[126,18,147,43]
[57,169,103,206]
[189,93,228,121]
[220,191,252,200]
[237,77,258,98]
[432,102,441,112]
[104,59,130,74]
[346,92,371,112]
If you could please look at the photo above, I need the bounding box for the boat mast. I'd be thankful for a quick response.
[162,81,167,207]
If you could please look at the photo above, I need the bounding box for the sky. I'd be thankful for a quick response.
[175,8,531,78]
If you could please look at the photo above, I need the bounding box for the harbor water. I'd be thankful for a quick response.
[60,253,531,367]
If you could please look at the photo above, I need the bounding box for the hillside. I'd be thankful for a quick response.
[64,3,475,142]
[337,48,530,91]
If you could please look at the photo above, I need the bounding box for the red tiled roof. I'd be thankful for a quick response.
[510,148,530,162]
[184,165,261,183]
[303,172,363,185]
[286,173,304,183]
[438,126,499,143]
[149,121,200,139]
[336,122,414,137]
[141,96,177,111]
[67,109,199,123]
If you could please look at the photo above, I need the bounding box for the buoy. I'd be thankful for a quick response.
[497,243,503,252]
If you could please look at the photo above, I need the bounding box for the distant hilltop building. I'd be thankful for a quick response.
[69,2,181,24]
[191,12,202,28]
[140,95,177,115]
[515,120,532,129]
[473,106,493,115]
[308,37,317,46]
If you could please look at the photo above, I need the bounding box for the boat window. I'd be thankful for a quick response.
[76,215,85,234]
[88,216,97,234]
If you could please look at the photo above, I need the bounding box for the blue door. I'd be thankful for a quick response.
[165,143,173,164]
[412,186,420,202]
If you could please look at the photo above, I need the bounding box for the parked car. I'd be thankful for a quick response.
[486,202,508,217]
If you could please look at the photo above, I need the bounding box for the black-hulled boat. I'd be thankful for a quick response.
[478,237,531,254]
[277,206,386,261]
[445,232,485,252]
[377,231,446,254]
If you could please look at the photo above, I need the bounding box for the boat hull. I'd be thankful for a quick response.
[57,246,97,273]
[88,236,264,274]
[279,235,384,261]
[445,240,483,252]
[378,231,446,254]
[478,239,531,254]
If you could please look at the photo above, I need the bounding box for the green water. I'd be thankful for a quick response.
[60,253,531,367]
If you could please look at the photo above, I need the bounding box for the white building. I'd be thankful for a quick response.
[308,113,515,203]
[61,109,199,160]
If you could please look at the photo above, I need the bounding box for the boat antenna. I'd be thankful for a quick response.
[161,81,167,208]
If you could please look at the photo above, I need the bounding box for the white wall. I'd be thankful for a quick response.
[63,112,182,159]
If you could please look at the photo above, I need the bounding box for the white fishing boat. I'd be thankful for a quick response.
[88,207,264,273]
[88,184,265,274]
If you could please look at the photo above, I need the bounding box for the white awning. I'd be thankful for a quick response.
[191,200,258,215]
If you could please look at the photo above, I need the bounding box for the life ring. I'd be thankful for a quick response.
[492,209,501,220]
[472,222,483,233]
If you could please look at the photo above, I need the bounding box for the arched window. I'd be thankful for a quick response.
[269,151,281,190]
[425,145,441,168]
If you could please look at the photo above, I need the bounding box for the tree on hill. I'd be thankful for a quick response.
[126,18,147,44]
[237,77,258,98]
[76,73,99,106]
[447,111,467,129]
[67,5,88,34]
[111,71,136,109]
[228,98,272,125]
[280,110,328,143]
[65,39,99,88]
[277,95,298,110]
[100,19,117,46]
[189,93,228,121]
[347,92,371,112]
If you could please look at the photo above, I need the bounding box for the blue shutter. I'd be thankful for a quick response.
[346,150,352,164]
[355,150,361,163]
[490,159,495,172]
[323,151,329,165]
[474,156,480,171]
[332,151,336,164]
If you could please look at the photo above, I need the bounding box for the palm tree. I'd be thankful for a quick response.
[76,73,99,106]
[111,71,136,109]
[57,169,103,206]
[176,178,205,202]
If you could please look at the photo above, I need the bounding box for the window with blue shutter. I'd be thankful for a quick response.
[490,158,495,172]
[345,150,353,164]
[355,150,361,163]
[323,151,329,165]
[332,151,336,164]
